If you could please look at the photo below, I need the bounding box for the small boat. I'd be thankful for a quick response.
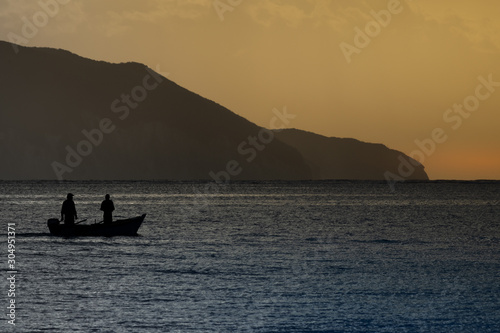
[47,214,146,237]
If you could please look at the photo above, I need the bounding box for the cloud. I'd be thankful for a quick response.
[82,0,213,37]
[406,0,500,54]
[242,0,500,55]
[247,0,417,28]
[0,0,86,43]
[0,0,35,31]
[246,1,308,27]
[103,0,212,21]
[446,16,500,53]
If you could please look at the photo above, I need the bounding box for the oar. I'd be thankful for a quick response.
[75,219,88,224]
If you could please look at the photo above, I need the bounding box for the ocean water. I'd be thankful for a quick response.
[1,180,499,332]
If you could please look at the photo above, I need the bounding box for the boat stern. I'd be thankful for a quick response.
[47,218,60,235]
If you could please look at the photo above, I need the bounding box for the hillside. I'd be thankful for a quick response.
[275,129,428,180]
[0,41,428,181]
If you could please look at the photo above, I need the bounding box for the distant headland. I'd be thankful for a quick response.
[0,41,428,181]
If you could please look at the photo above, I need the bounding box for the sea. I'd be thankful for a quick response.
[1,180,499,332]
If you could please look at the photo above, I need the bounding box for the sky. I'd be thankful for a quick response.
[1,0,499,180]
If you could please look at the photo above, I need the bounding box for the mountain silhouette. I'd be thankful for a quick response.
[275,129,428,180]
[0,41,428,181]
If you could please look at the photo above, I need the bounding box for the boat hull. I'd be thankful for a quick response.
[48,214,146,237]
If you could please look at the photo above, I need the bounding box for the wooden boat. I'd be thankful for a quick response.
[47,214,146,237]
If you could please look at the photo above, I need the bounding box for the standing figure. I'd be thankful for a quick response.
[100,194,115,224]
[61,193,78,225]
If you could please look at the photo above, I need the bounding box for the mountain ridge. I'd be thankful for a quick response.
[0,41,428,181]
[274,128,428,180]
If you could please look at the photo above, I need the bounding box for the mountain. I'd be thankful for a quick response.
[0,41,428,181]
[275,129,428,180]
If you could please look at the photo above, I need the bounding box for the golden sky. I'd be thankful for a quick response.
[2,0,499,179]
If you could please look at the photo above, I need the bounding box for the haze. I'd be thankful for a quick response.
[1,0,499,180]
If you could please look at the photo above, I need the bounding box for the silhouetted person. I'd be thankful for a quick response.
[100,194,115,224]
[61,193,77,225]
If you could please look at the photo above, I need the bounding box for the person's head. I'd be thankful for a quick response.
[67,193,74,200]
[105,194,110,200]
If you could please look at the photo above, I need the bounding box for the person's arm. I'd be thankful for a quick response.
[72,202,78,220]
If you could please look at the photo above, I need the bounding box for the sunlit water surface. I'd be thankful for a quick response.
[1,181,499,332]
